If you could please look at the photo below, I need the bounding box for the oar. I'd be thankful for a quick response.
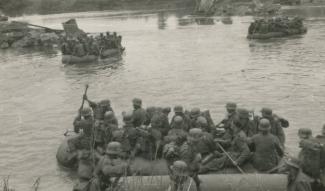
[215,142,245,174]
[79,84,89,111]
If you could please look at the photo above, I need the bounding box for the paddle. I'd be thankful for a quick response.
[215,142,245,174]
[63,84,89,136]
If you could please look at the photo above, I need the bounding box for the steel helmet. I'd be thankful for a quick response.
[189,128,203,139]
[132,98,142,107]
[197,116,208,126]
[99,99,111,107]
[106,141,122,155]
[226,102,237,110]
[298,128,312,139]
[237,108,249,119]
[190,108,201,118]
[171,160,188,176]
[174,105,183,113]
[174,116,184,125]
[81,107,92,117]
[104,111,115,121]
[123,111,133,123]
[261,107,273,118]
[259,118,271,131]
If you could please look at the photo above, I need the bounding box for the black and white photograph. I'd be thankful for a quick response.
[0,0,324,190]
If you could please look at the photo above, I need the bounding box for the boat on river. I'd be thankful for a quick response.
[247,27,307,39]
[57,133,287,191]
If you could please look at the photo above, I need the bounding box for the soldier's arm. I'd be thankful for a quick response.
[73,116,82,133]
[275,137,284,158]
[277,122,286,146]
[235,137,251,165]
[84,95,97,109]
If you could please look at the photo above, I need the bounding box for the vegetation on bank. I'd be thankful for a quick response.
[0,0,194,16]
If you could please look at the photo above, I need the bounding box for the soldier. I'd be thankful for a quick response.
[203,119,250,173]
[132,98,147,127]
[261,107,285,145]
[298,128,322,182]
[73,107,94,134]
[169,161,191,191]
[286,158,313,191]
[165,116,188,144]
[196,116,210,133]
[217,102,237,129]
[171,105,191,131]
[249,119,284,172]
[120,112,142,159]
[95,111,119,151]
[90,142,129,191]
[315,124,325,188]
[73,149,95,191]
[189,107,201,129]
[236,108,257,137]
[83,95,113,122]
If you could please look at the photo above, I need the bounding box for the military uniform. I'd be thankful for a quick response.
[261,108,285,145]
[286,158,313,191]
[249,119,284,172]
[132,98,147,127]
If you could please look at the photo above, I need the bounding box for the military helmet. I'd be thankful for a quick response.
[259,118,271,131]
[104,111,115,121]
[146,106,156,113]
[189,128,203,139]
[174,105,183,113]
[123,111,133,123]
[237,108,249,119]
[163,107,171,114]
[190,108,201,117]
[106,142,122,155]
[197,116,208,126]
[112,129,124,140]
[174,116,184,125]
[132,98,142,107]
[226,102,237,110]
[261,107,273,118]
[298,128,312,139]
[99,99,111,107]
[81,107,92,117]
[171,160,188,176]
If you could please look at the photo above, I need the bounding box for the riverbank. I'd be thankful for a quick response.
[0,0,194,17]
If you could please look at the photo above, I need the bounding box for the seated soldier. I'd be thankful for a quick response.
[165,116,188,144]
[202,119,250,173]
[285,158,313,191]
[90,142,129,191]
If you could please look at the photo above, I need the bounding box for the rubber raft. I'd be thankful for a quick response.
[247,27,307,39]
[62,49,121,64]
[57,137,288,191]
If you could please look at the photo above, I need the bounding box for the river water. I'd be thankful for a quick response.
[1,7,325,191]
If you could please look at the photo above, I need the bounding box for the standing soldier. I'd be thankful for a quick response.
[249,119,284,172]
[73,107,94,134]
[261,107,285,145]
[171,105,191,131]
[83,95,113,121]
[132,98,147,127]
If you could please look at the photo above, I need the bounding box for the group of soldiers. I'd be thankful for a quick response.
[60,32,123,57]
[67,96,324,191]
[248,16,304,35]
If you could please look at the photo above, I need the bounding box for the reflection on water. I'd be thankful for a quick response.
[1,9,325,191]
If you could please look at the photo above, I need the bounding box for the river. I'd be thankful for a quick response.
[1,7,325,191]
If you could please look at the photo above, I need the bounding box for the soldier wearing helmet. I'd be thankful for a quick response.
[95,111,119,150]
[73,107,94,134]
[169,160,190,191]
[92,142,129,191]
[235,108,257,137]
[202,119,250,173]
[83,94,113,121]
[132,98,147,127]
[217,102,237,129]
[118,111,142,159]
[171,105,191,131]
[260,107,285,145]
[165,116,188,144]
[285,158,313,191]
[248,119,284,172]
[189,108,201,128]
